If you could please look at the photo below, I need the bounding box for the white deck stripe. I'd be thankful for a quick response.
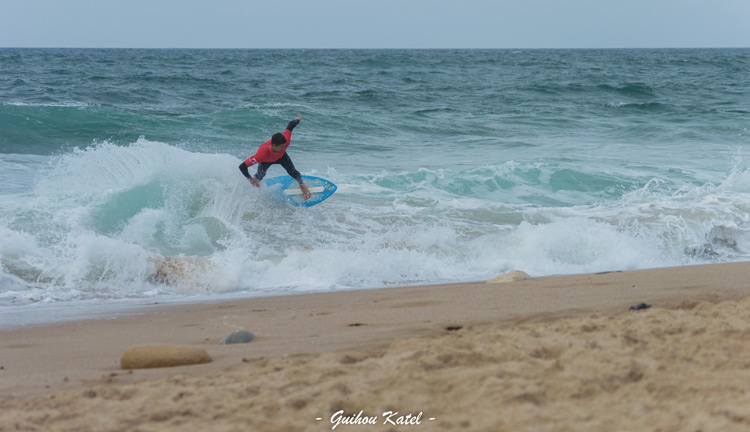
[283,186,325,195]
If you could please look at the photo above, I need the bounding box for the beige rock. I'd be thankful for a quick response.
[120,344,212,369]
[487,270,531,283]
[148,256,216,286]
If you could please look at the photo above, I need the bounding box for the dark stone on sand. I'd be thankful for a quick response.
[219,330,256,344]
[629,302,652,311]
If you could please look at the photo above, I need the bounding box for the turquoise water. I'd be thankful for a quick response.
[1,48,750,308]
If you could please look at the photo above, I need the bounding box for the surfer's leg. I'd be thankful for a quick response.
[254,162,272,181]
[277,153,303,184]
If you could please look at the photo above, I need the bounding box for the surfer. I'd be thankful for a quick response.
[239,114,311,200]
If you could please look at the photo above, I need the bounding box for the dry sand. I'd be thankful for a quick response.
[1,262,749,431]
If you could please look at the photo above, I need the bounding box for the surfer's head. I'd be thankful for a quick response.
[270,133,287,153]
[271,133,287,145]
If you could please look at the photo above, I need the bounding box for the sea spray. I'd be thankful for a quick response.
[2,138,750,304]
[1,48,749,311]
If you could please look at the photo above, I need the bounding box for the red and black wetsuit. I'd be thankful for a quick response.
[238,118,303,184]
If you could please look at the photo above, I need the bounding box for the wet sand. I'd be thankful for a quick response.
[1,262,749,431]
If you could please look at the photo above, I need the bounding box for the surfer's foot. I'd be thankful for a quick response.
[300,184,311,200]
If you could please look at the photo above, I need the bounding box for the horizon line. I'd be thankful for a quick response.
[1,46,749,50]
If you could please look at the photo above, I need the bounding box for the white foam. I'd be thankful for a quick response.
[5,101,91,107]
[2,140,750,311]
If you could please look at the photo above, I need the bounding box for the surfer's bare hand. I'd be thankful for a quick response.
[250,177,260,188]
[300,183,311,200]
[296,114,302,121]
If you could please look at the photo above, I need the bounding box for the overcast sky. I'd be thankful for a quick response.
[1,0,748,49]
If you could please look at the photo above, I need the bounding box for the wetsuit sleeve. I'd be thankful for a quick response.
[238,162,251,179]
[282,119,299,145]
[286,118,300,132]
[239,151,261,178]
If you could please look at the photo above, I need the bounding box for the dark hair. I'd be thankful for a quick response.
[271,133,287,145]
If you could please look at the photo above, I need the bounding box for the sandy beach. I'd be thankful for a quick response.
[1,262,750,431]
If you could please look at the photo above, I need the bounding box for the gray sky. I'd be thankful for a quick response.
[1,0,748,49]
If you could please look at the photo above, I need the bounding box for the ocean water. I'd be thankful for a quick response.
[1,48,749,318]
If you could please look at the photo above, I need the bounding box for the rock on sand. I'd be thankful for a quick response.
[219,331,256,344]
[120,344,212,369]
[487,270,531,284]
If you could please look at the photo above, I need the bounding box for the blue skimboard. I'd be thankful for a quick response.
[263,175,337,207]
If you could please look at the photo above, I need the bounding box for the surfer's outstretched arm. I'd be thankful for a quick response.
[286,114,301,132]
